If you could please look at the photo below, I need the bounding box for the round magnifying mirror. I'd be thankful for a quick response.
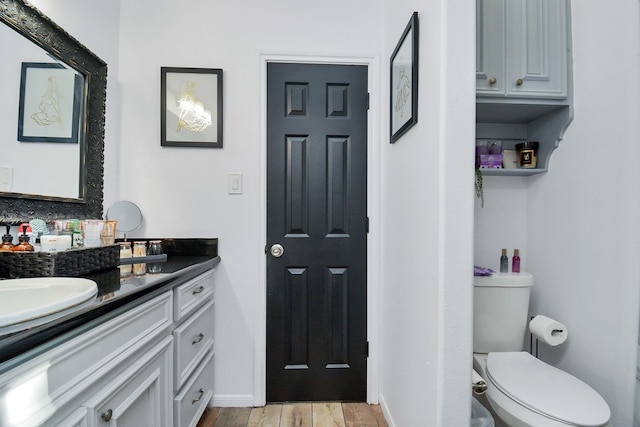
[106,201,143,233]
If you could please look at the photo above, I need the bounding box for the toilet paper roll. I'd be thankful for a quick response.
[529,314,568,346]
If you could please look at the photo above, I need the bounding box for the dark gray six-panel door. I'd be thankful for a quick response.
[266,63,368,402]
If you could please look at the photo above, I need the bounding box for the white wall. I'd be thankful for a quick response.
[474,1,640,425]
[380,1,474,426]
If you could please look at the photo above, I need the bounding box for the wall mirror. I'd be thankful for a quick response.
[0,0,106,224]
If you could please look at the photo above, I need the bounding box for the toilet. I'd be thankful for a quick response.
[473,273,610,427]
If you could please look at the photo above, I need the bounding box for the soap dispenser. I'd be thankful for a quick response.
[12,225,34,252]
[0,225,14,251]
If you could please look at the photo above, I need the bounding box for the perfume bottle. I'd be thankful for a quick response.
[512,249,521,273]
[500,248,508,273]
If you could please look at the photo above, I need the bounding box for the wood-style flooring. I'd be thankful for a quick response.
[197,402,388,427]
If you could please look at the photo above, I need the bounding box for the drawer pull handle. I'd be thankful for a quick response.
[192,286,205,295]
[192,333,205,344]
[102,409,113,422]
[192,388,204,405]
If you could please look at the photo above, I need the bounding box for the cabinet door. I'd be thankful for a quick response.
[506,0,568,98]
[55,408,89,427]
[85,337,173,427]
[476,0,507,95]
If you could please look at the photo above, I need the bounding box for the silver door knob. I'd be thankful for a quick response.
[270,244,284,258]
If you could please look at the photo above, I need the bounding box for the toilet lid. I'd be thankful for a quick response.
[487,352,610,426]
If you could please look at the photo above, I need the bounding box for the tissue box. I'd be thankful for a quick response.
[476,154,503,169]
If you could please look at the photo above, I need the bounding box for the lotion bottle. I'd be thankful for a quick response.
[512,249,521,273]
[500,248,508,273]
[0,225,14,251]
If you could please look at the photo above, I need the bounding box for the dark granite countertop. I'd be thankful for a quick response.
[0,238,219,373]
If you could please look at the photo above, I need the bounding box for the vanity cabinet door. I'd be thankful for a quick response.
[477,0,569,100]
[55,408,89,427]
[84,336,173,427]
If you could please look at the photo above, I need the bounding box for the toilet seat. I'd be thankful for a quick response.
[486,352,610,426]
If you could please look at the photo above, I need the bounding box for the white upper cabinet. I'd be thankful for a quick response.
[477,0,569,100]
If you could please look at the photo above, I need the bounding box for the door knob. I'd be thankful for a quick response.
[270,244,284,258]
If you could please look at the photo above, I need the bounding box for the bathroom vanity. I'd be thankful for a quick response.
[0,239,219,427]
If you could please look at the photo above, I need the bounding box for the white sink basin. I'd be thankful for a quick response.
[0,277,98,331]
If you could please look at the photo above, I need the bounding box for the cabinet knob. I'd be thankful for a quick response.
[516,78,524,86]
[102,409,113,422]
[192,286,205,295]
[489,77,497,85]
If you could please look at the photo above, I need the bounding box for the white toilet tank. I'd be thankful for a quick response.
[474,272,534,353]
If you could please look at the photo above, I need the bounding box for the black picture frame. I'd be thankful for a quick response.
[18,62,83,144]
[161,67,223,148]
[390,12,419,143]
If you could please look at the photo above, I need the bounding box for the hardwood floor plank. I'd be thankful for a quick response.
[215,407,253,427]
[280,403,312,427]
[249,404,282,427]
[342,403,379,427]
[370,405,388,427]
[197,407,220,427]
[312,402,346,427]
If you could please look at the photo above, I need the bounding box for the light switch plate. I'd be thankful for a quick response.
[0,167,13,191]
[228,173,243,194]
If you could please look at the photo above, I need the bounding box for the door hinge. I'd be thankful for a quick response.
[366,217,370,233]
[366,341,369,357]
[367,93,370,110]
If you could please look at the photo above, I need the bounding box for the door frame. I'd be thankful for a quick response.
[256,52,381,406]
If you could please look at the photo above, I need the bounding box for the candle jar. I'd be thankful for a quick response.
[515,141,539,168]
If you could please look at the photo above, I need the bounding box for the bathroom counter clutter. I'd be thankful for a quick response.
[0,238,220,373]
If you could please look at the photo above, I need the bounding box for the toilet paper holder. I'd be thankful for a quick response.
[529,315,568,358]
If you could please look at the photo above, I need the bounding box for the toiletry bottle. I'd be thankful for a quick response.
[500,248,509,273]
[72,221,84,247]
[512,249,521,273]
[0,226,14,251]
[12,226,34,252]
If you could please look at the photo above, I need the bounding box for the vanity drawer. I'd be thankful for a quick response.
[174,269,215,322]
[174,299,214,390]
[174,345,214,427]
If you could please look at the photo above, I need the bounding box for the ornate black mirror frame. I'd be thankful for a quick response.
[0,0,106,224]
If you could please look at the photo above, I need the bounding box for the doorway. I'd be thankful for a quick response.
[265,62,368,402]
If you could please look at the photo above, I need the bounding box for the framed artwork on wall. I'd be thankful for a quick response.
[161,67,223,148]
[18,62,83,143]
[390,12,419,143]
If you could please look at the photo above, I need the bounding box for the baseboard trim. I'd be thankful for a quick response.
[378,393,396,427]
[211,394,255,407]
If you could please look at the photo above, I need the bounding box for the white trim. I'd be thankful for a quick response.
[256,51,381,406]
[211,394,255,408]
